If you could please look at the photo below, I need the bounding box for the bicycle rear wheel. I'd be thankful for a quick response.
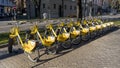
[82,33,90,41]
[72,36,81,45]
[24,48,40,62]
[45,43,58,55]
[61,39,72,49]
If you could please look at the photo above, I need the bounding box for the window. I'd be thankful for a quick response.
[70,6,72,10]
[2,0,4,3]
[64,5,67,10]
[43,3,45,9]
[74,6,76,10]
[54,4,56,9]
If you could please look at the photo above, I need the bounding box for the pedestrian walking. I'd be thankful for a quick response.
[43,12,48,19]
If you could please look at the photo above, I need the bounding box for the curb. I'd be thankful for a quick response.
[0,44,8,49]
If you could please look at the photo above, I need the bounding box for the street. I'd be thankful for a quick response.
[0,28,120,68]
[0,14,120,33]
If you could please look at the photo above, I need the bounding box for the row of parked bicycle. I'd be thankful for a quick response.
[8,18,115,62]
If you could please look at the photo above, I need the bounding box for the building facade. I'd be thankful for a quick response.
[26,0,77,18]
[26,0,118,19]
[84,0,114,16]
[14,0,26,14]
[0,0,15,17]
[94,0,119,14]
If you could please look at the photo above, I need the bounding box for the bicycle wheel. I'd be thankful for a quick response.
[45,43,58,55]
[90,31,96,39]
[61,38,72,49]
[72,36,81,45]
[24,48,40,62]
[82,33,90,41]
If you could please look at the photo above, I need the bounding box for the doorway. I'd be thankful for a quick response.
[58,5,62,17]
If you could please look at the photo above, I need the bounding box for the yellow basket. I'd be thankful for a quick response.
[81,28,89,35]
[71,30,80,38]
[57,33,70,42]
[89,26,96,32]
[43,36,56,46]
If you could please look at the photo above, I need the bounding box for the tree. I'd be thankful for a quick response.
[110,0,117,9]
[15,0,25,14]
[115,0,120,12]
[76,0,82,20]
[31,0,41,18]
[110,0,120,13]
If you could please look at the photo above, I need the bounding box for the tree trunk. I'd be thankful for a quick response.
[21,0,24,14]
[28,4,31,19]
[89,7,92,17]
[77,0,82,20]
[37,0,41,18]
[37,7,40,18]
[61,0,64,17]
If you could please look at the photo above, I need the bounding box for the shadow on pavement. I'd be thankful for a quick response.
[31,49,72,68]
[31,27,119,68]
[0,49,23,60]
[0,44,8,49]
[0,27,119,67]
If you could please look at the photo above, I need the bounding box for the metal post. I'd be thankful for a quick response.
[13,9,16,21]
[84,0,87,18]
[27,0,31,20]
[89,0,92,17]
[93,0,95,16]
[48,0,51,19]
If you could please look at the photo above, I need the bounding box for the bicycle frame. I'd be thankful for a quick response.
[30,25,56,47]
[9,26,37,53]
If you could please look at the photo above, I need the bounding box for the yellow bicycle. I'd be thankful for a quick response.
[46,23,72,49]
[76,20,90,41]
[65,21,81,45]
[8,24,40,62]
[26,24,58,55]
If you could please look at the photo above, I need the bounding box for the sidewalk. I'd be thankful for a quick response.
[0,29,120,68]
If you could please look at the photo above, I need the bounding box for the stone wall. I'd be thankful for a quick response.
[26,0,77,18]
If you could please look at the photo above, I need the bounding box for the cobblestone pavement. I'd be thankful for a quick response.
[0,29,120,68]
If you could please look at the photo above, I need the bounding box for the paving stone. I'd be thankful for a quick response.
[0,29,120,68]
